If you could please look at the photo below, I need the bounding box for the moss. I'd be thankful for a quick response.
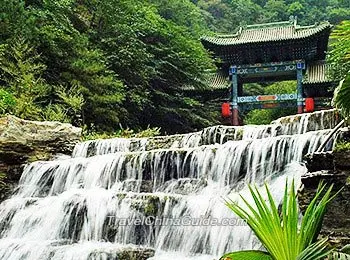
[235,128,244,140]
[334,141,350,153]
[117,193,127,200]
[0,172,7,188]
[0,172,11,202]
[144,202,156,216]
[27,151,51,162]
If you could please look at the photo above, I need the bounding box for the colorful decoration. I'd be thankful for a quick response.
[221,103,231,118]
[305,98,315,112]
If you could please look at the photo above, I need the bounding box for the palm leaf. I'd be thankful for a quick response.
[297,238,332,260]
[329,252,350,260]
[223,179,338,260]
[220,250,273,260]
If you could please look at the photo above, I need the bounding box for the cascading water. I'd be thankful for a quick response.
[0,110,340,260]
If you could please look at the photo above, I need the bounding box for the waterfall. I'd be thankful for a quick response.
[0,110,340,260]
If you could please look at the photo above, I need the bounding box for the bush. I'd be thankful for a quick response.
[82,126,161,141]
[0,89,16,115]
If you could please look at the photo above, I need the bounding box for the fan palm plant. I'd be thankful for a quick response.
[220,179,340,260]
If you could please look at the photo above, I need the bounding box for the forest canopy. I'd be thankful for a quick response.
[0,0,349,133]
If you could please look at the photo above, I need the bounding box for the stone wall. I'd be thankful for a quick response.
[0,115,81,201]
[300,129,350,248]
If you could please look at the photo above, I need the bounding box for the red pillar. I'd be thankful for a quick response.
[232,108,239,126]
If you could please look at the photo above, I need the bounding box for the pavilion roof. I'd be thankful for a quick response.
[303,62,333,84]
[201,20,332,47]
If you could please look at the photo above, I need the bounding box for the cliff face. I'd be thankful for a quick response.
[0,115,81,202]
[300,129,350,248]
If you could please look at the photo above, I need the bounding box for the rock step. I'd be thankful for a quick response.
[0,240,155,260]
[0,191,183,245]
[18,131,330,199]
[73,109,341,158]
[304,152,335,172]
[72,125,243,158]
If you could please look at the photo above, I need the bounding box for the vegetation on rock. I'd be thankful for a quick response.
[334,141,350,153]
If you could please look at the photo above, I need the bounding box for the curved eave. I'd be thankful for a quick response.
[201,22,332,48]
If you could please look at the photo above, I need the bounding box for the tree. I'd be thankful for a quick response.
[329,21,350,79]
[0,38,47,120]
[329,21,350,118]
[89,0,214,131]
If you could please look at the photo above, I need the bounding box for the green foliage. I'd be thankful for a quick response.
[0,89,16,115]
[244,81,297,125]
[134,127,161,138]
[83,126,161,141]
[221,250,273,260]
[334,140,350,152]
[329,251,350,260]
[41,104,70,123]
[0,0,349,133]
[0,0,215,133]
[195,0,350,33]
[223,180,339,260]
[329,21,350,80]
[245,110,272,125]
[329,21,350,119]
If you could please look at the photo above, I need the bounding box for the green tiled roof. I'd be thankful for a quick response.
[201,20,331,46]
[303,61,333,84]
[182,71,229,91]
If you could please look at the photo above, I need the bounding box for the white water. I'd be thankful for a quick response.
[0,110,339,260]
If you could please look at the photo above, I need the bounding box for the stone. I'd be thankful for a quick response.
[334,151,350,170]
[114,247,155,260]
[304,152,334,172]
[300,132,350,248]
[0,115,82,202]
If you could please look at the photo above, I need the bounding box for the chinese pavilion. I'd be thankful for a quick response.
[200,18,336,125]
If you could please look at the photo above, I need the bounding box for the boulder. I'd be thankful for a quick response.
[300,147,350,248]
[114,247,155,260]
[0,115,81,201]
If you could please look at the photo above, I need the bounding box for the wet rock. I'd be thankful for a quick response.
[299,179,350,249]
[320,230,350,248]
[334,151,350,170]
[300,136,350,248]
[114,247,155,260]
[87,247,155,260]
[158,178,208,195]
[301,170,345,187]
[0,115,81,201]
[119,180,153,193]
[304,152,334,172]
